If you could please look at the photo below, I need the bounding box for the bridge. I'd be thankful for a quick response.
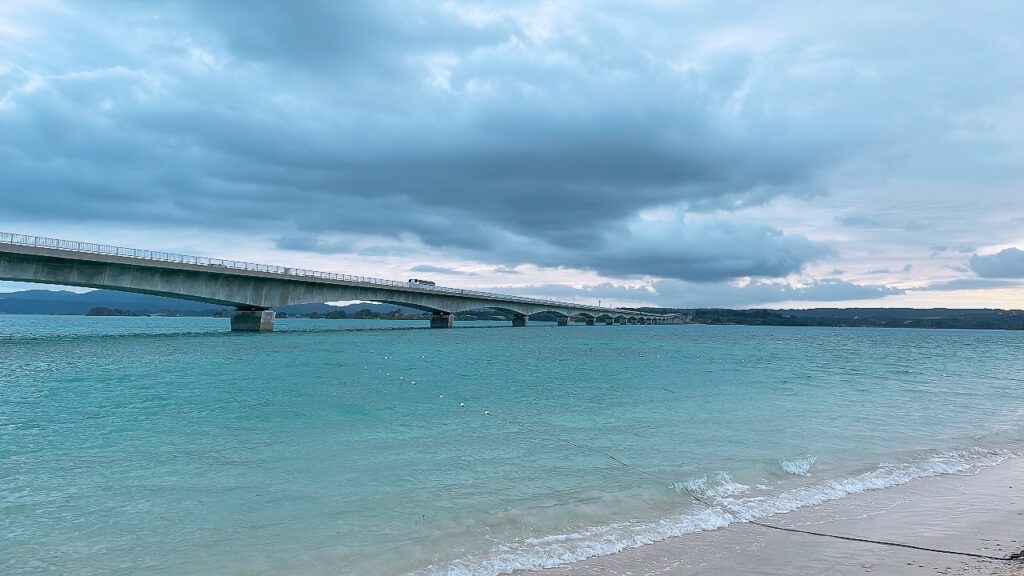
[0,232,685,331]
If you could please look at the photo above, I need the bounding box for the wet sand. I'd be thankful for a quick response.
[536,457,1024,576]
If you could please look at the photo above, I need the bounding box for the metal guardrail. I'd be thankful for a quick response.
[0,231,643,314]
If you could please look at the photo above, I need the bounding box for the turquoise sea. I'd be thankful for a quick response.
[2,315,1023,575]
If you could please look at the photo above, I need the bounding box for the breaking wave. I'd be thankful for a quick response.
[779,456,817,476]
[415,448,1013,576]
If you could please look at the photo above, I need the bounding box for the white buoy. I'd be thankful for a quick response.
[484,410,491,416]
[459,402,465,408]
[439,394,444,399]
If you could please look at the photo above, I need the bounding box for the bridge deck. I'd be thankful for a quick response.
[0,232,685,331]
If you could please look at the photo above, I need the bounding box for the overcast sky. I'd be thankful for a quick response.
[1,1,1022,308]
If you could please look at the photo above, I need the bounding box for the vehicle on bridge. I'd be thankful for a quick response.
[408,278,436,286]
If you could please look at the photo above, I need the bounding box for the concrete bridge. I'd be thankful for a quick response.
[0,232,685,331]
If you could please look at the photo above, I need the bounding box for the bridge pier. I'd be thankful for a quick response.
[230,309,276,332]
[430,312,454,328]
[557,317,570,326]
[512,315,528,327]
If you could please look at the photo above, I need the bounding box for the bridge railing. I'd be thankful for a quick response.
[0,231,648,314]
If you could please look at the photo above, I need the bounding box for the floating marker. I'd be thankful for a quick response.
[484,411,491,416]
[411,380,416,385]
[439,394,444,399]
[459,402,465,408]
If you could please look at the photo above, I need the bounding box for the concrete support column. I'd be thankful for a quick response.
[512,315,528,327]
[230,309,275,332]
[585,317,596,326]
[557,317,570,326]
[430,312,454,328]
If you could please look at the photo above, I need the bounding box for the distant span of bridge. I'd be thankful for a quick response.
[0,232,685,331]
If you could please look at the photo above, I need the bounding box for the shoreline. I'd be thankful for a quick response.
[534,456,1024,575]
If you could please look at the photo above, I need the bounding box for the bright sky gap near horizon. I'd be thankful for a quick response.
[1,1,1022,309]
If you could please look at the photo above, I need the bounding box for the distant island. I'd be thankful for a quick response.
[1,289,1022,329]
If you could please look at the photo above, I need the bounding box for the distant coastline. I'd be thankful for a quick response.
[1,289,1022,329]
[643,307,1024,330]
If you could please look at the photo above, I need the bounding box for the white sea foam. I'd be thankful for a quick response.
[779,456,817,475]
[673,472,749,498]
[416,448,1013,576]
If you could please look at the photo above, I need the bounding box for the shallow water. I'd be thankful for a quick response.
[2,316,1022,575]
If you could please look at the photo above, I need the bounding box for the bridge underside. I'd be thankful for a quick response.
[0,250,680,331]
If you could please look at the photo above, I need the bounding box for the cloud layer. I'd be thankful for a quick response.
[1,1,1023,305]
[970,248,1024,279]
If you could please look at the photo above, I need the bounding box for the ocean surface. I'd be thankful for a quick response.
[2,315,1023,575]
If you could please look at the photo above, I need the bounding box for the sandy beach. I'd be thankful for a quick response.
[538,456,1024,576]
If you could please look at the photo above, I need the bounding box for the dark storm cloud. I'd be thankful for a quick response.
[969,248,1024,278]
[2,1,1022,285]
[558,218,831,282]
